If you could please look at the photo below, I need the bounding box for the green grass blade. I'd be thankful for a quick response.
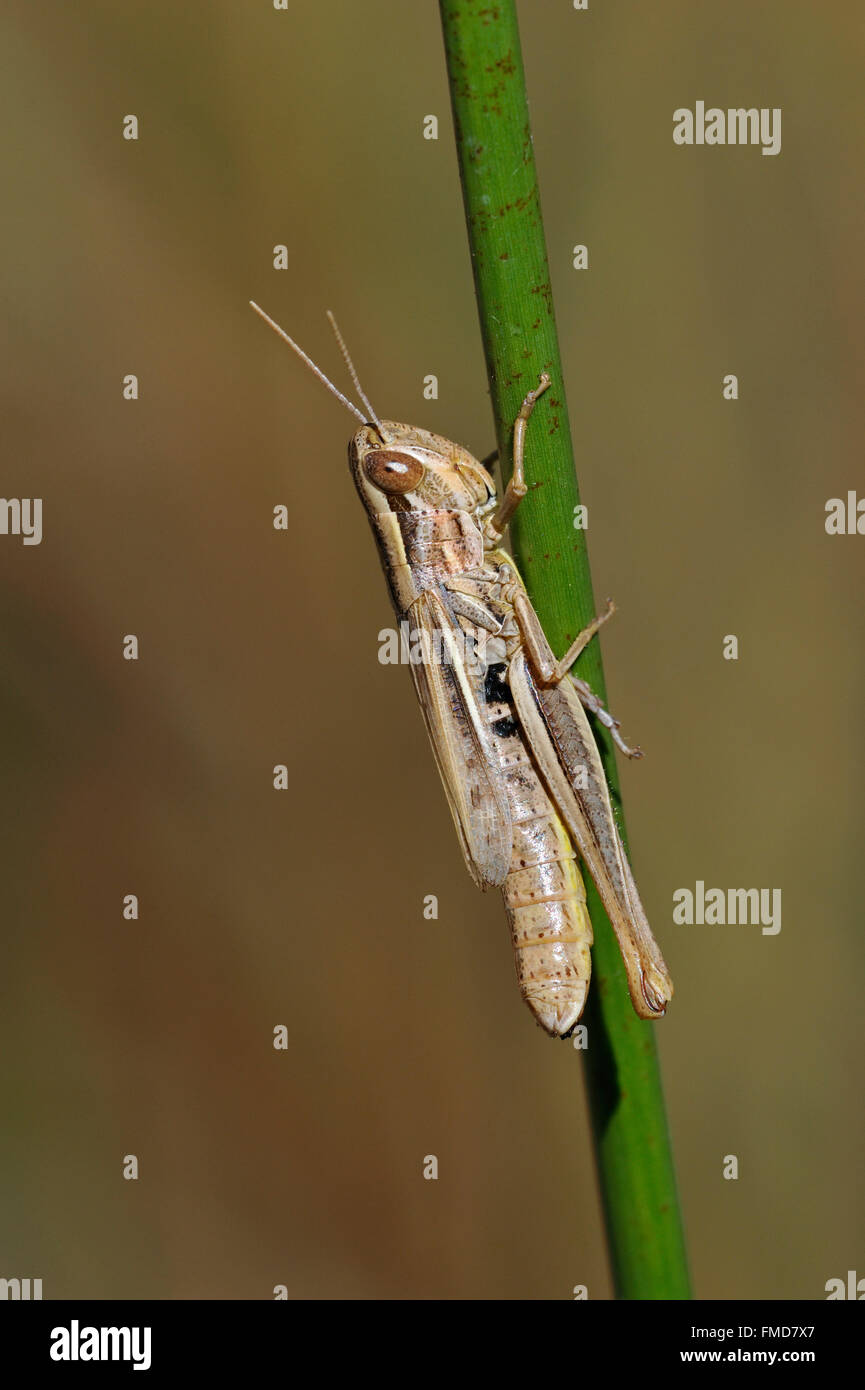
[439,0,691,1299]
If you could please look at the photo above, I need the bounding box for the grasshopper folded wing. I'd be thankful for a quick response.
[509,650,672,1018]
[407,590,513,889]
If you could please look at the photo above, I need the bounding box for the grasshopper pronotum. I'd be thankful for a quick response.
[251,301,673,1036]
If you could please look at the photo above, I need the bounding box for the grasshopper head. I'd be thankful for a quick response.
[246,303,499,524]
[350,422,497,522]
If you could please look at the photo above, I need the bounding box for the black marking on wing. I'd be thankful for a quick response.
[484,662,519,738]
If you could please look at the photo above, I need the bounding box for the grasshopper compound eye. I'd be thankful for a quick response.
[363,450,424,494]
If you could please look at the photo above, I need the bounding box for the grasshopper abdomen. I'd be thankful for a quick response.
[484,662,592,1036]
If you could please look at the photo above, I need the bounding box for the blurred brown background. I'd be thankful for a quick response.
[1,0,862,1300]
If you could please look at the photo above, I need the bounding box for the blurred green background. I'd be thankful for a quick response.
[1,0,863,1299]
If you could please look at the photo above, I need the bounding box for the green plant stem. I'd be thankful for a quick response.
[439,0,690,1299]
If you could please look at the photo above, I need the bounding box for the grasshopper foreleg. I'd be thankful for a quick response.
[487,372,552,539]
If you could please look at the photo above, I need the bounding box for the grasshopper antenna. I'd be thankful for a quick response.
[325,310,388,441]
[249,301,369,429]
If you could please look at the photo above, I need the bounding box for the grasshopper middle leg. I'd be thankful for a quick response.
[510,591,643,759]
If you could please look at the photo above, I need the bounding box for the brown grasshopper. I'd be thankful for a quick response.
[251,301,673,1036]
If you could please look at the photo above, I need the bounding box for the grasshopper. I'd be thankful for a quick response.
[251,301,673,1036]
